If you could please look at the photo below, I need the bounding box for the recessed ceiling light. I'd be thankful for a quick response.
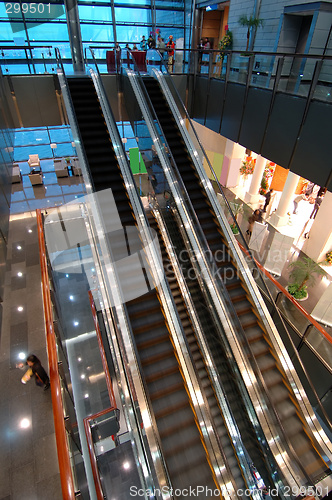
[18,306,23,312]
[17,272,23,277]
[20,418,31,429]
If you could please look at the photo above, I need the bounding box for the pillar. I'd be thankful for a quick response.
[244,154,266,205]
[269,171,299,228]
[302,191,332,262]
[221,139,246,188]
[64,0,84,73]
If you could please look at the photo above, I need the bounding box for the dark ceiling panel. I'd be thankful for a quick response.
[261,93,306,167]
[239,87,271,153]
[220,82,245,142]
[192,77,209,125]
[290,100,332,189]
[205,79,225,133]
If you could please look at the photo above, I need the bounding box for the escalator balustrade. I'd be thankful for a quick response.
[67,76,221,497]
[142,76,330,483]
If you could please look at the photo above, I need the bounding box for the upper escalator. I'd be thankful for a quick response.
[141,75,332,486]
[66,76,223,497]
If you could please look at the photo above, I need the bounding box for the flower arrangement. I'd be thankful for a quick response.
[219,30,233,56]
[240,157,255,176]
[326,251,332,265]
[259,162,275,195]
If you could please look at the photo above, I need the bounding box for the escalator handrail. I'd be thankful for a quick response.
[37,209,76,500]
[151,205,258,493]
[152,69,332,464]
[89,50,239,500]
[55,48,164,499]
[123,68,314,490]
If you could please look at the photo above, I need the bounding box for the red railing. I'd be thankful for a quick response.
[237,240,332,346]
[85,291,119,500]
[36,209,76,500]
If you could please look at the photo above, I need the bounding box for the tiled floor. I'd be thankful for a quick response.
[0,159,86,500]
[0,215,62,500]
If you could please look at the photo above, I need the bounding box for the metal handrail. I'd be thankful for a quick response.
[36,209,76,500]
[88,291,118,408]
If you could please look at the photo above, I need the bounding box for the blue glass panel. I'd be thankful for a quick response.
[114,7,150,23]
[55,143,73,157]
[13,144,51,161]
[0,21,19,39]
[49,127,73,143]
[14,128,49,147]
[155,10,184,25]
[25,21,69,41]
[113,0,150,5]
[155,0,184,6]
[115,26,151,45]
[80,24,114,42]
[78,5,112,22]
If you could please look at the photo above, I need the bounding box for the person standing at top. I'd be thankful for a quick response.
[166,35,175,72]
[263,189,273,212]
[204,37,211,50]
[157,36,166,55]
[140,35,147,51]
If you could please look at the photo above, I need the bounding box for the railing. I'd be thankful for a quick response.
[2,44,332,104]
[36,208,76,500]
[83,291,120,500]
[237,240,332,371]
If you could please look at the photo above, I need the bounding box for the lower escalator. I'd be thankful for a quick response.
[142,75,331,484]
[67,76,221,496]
[152,208,278,492]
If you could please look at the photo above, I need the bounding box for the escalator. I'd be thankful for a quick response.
[67,76,221,497]
[155,208,278,491]
[147,211,247,490]
[142,75,331,484]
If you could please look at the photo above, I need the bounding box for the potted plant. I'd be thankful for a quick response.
[238,14,264,52]
[229,200,244,235]
[287,257,326,300]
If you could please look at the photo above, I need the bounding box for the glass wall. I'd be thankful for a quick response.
[0,0,191,70]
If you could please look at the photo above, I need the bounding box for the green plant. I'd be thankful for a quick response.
[287,283,308,300]
[287,257,326,298]
[230,223,239,234]
[238,15,264,51]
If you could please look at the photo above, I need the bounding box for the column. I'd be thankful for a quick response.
[244,154,266,205]
[64,0,84,73]
[221,139,246,188]
[302,191,332,262]
[269,171,299,227]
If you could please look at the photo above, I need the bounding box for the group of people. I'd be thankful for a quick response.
[118,35,175,71]
[293,185,326,219]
